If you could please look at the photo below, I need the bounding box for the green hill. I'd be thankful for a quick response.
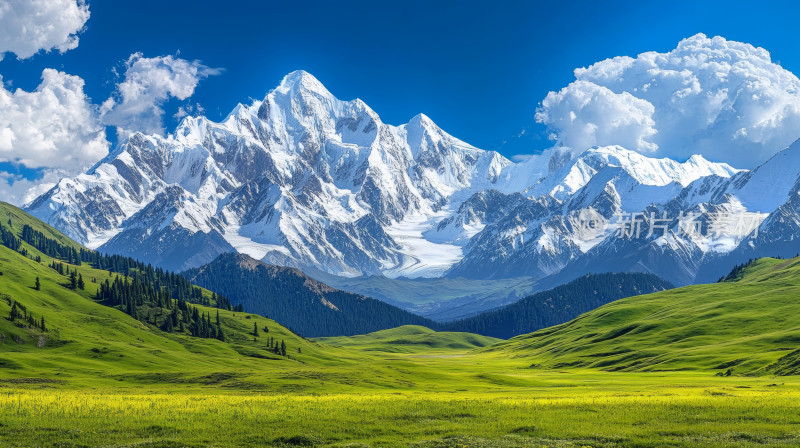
[0,201,501,392]
[0,202,357,386]
[316,325,500,353]
[486,256,800,375]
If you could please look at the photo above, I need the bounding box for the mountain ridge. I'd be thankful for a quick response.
[183,252,440,337]
[24,70,800,290]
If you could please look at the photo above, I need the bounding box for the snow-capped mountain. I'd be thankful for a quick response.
[25,71,800,287]
[516,139,800,287]
[443,145,744,281]
[26,71,509,275]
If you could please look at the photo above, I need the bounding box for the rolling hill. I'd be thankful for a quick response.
[0,201,358,383]
[316,325,499,353]
[486,256,800,374]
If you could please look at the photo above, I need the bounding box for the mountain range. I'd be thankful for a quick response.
[24,70,800,293]
[0,200,671,340]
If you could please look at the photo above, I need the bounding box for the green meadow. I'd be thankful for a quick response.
[2,201,800,447]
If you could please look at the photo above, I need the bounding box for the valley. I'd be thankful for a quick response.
[2,201,800,447]
[2,6,800,447]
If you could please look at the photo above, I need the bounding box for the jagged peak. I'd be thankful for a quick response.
[274,70,333,98]
[408,113,435,128]
[687,153,709,164]
[405,113,446,141]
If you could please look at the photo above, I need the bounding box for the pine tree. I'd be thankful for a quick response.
[280,340,286,356]
[9,301,19,320]
[253,321,259,337]
[40,316,46,332]
[216,309,220,326]
[34,277,40,290]
[69,271,77,289]
[77,274,85,290]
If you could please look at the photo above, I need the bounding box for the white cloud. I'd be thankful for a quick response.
[0,68,109,172]
[0,168,64,205]
[536,80,658,154]
[535,34,800,168]
[173,103,205,120]
[0,53,220,205]
[101,53,221,137]
[0,0,90,60]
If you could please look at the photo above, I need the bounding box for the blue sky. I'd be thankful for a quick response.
[0,0,799,194]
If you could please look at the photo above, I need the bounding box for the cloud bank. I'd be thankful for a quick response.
[0,69,109,171]
[0,168,66,206]
[535,34,800,168]
[0,53,219,204]
[101,53,221,137]
[0,69,108,205]
[0,0,90,60]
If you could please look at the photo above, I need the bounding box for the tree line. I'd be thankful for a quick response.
[0,220,234,310]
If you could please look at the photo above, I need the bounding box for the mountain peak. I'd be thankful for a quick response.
[408,113,434,127]
[276,70,331,96]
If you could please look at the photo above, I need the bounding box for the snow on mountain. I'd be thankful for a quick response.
[26,71,511,275]
[24,71,800,287]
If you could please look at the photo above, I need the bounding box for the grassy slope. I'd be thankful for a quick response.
[0,202,367,383]
[0,202,506,393]
[316,325,500,353]
[486,257,800,374]
[0,201,83,250]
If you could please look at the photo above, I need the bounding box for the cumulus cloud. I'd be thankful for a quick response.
[0,69,108,205]
[0,53,220,204]
[0,69,109,172]
[535,34,800,168]
[101,53,221,137]
[0,168,65,205]
[0,0,90,60]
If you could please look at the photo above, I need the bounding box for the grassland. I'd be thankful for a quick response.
[3,202,800,447]
[488,257,800,374]
[316,325,500,353]
[4,374,800,448]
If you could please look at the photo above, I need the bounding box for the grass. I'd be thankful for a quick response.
[3,374,800,447]
[316,325,500,353]
[487,257,800,374]
[4,202,800,446]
